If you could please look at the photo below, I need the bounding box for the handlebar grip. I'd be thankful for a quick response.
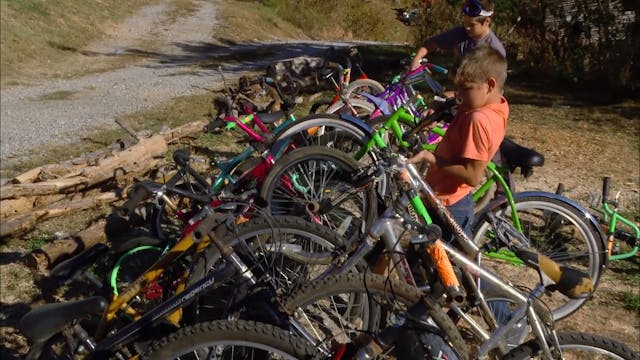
[602,177,611,204]
[515,249,594,299]
[425,240,463,304]
[173,148,191,167]
[429,64,449,75]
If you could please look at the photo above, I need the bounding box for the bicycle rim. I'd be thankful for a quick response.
[260,146,377,239]
[473,195,603,320]
[282,273,469,359]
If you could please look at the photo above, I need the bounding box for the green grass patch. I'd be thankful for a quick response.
[25,233,53,252]
[622,291,640,315]
[37,90,77,101]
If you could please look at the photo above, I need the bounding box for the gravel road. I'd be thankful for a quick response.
[0,0,389,165]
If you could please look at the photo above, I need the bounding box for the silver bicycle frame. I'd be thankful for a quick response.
[405,161,561,359]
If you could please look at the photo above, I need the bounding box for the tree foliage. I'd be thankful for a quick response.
[413,0,638,95]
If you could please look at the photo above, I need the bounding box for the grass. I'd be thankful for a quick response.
[36,90,77,101]
[0,0,161,87]
[24,234,52,252]
[623,291,640,315]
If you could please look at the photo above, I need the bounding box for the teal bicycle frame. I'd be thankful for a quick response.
[209,112,297,194]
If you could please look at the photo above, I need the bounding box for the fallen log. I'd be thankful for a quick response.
[25,219,107,273]
[1,194,66,219]
[0,192,120,239]
[0,135,167,200]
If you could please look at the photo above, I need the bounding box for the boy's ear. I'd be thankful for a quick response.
[487,78,497,93]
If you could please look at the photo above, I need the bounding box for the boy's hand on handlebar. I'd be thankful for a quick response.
[400,150,433,182]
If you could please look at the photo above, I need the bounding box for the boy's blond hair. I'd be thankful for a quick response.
[454,45,507,89]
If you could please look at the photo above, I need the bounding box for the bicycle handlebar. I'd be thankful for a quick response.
[401,97,457,140]
[515,249,594,299]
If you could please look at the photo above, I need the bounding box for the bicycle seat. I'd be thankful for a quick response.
[515,249,594,299]
[20,296,107,343]
[499,138,544,176]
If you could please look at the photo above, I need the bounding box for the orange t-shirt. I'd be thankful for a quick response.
[425,96,509,206]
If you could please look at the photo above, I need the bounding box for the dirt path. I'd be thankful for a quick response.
[0,0,221,163]
[0,0,379,166]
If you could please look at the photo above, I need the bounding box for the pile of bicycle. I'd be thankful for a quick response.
[19,47,639,360]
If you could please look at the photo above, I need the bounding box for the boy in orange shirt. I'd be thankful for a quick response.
[407,45,508,242]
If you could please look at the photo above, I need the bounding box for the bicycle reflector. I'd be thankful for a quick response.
[462,0,494,17]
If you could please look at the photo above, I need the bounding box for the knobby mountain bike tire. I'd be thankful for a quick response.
[259,146,378,240]
[282,272,469,359]
[150,155,265,241]
[139,320,316,359]
[502,331,639,360]
[110,215,344,325]
[473,194,605,321]
[269,113,374,162]
[267,113,388,197]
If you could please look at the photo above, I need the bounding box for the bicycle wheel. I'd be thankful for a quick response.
[110,244,164,295]
[326,98,376,118]
[282,273,468,359]
[140,320,316,359]
[259,146,378,239]
[187,215,344,323]
[473,194,605,321]
[150,180,210,241]
[503,331,639,360]
[344,78,386,100]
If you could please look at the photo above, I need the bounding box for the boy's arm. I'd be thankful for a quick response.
[405,150,487,186]
[428,154,488,187]
[410,41,438,71]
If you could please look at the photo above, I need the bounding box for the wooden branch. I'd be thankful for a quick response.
[25,219,108,273]
[161,120,207,142]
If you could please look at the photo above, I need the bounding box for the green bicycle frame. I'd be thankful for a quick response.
[601,202,639,261]
[356,107,524,231]
[352,106,527,265]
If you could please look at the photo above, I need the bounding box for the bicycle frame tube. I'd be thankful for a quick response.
[94,261,238,353]
[603,203,640,260]
[354,107,415,160]
[211,146,256,193]
[439,240,556,359]
[484,162,523,231]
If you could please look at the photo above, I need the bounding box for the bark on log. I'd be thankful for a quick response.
[11,167,44,184]
[0,136,167,200]
[25,219,107,273]
[0,192,119,239]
